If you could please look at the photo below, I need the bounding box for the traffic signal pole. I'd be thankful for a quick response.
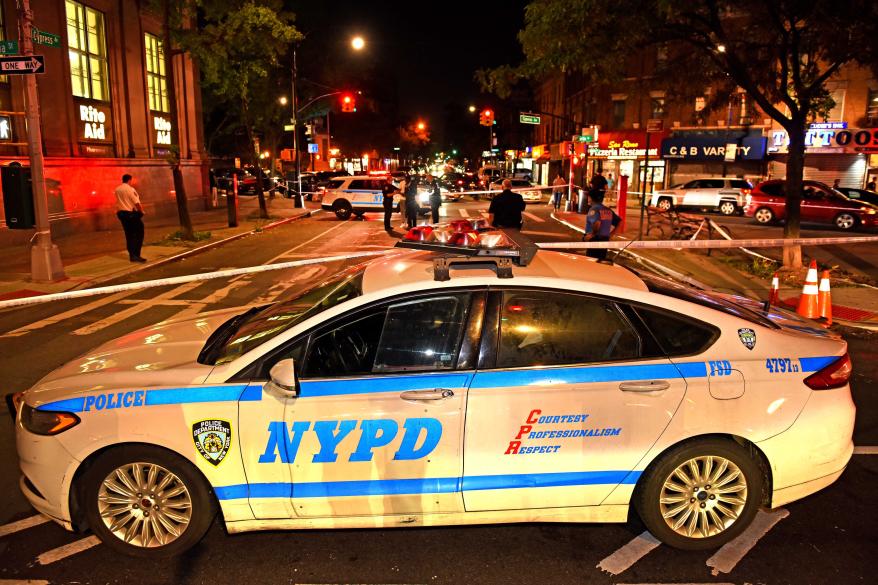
[21,0,64,282]
[290,44,304,208]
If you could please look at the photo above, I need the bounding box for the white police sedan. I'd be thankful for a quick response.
[11,227,854,557]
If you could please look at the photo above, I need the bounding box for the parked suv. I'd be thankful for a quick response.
[650,178,752,215]
[744,179,878,231]
[321,176,399,220]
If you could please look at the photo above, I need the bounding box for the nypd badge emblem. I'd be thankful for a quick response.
[738,328,756,350]
[192,419,231,466]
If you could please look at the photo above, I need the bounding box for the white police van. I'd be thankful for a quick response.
[321,175,399,220]
[11,226,854,557]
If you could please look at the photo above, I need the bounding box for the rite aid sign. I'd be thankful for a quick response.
[769,127,878,154]
[661,134,767,161]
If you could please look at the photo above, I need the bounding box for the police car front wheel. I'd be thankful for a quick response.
[635,439,763,550]
[81,445,217,557]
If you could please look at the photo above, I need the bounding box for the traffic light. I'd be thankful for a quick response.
[480,109,494,126]
[341,94,355,113]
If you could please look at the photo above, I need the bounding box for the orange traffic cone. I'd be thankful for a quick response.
[768,272,780,306]
[796,260,820,319]
[817,270,832,326]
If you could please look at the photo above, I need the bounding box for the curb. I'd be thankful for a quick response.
[66,209,315,291]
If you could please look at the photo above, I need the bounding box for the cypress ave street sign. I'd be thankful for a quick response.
[0,40,18,55]
[32,28,61,48]
[0,55,45,74]
[519,113,541,125]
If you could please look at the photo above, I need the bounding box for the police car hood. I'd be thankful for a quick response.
[26,307,242,403]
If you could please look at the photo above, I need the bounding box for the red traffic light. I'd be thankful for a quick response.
[480,109,494,126]
[341,94,355,112]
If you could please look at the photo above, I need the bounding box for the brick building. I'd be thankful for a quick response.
[0,0,208,245]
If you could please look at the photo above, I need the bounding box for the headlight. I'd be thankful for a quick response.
[864,208,876,215]
[20,403,80,435]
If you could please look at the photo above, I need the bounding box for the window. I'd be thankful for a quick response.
[612,98,626,128]
[66,0,109,101]
[375,295,470,372]
[682,180,701,189]
[144,34,168,113]
[730,179,753,190]
[650,97,666,119]
[737,93,753,125]
[633,306,717,356]
[304,293,471,378]
[327,179,346,190]
[867,88,878,125]
[496,291,640,369]
[825,89,845,121]
[349,179,381,190]
[701,179,725,189]
[759,182,785,197]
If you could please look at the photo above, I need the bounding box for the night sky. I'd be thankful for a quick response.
[289,0,529,151]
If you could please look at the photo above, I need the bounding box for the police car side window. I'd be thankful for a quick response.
[632,306,717,356]
[496,291,640,368]
[348,180,369,189]
[304,310,386,378]
[374,294,470,372]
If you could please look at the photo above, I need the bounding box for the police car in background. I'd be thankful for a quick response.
[10,226,854,557]
[321,175,400,220]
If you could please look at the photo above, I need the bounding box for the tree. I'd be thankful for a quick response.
[179,0,301,219]
[481,0,878,267]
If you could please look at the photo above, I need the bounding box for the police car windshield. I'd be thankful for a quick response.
[639,273,778,329]
[204,266,366,365]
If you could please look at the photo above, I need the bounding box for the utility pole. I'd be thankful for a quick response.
[20,0,64,281]
[290,44,304,208]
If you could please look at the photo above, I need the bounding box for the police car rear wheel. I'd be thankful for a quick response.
[636,439,762,550]
[333,200,353,220]
[82,446,216,557]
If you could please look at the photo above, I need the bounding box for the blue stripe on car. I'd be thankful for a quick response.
[799,355,840,372]
[213,470,643,500]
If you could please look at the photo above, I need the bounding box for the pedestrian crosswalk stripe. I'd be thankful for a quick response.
[705,508,789,575]
[458,208,470,218]
[596,531,661,575]
[523,211,545,223]
[0,515,50,538]
[36,535,100,565]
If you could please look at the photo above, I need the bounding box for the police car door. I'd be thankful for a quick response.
[345,178,383,210]
[462,290,686,511]
[257,291,483,517]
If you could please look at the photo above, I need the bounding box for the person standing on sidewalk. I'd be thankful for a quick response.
[382,177,400,232]
[551,173,565,210]
[424,173,442,224]
[115,174,147,263]
[488,179,526,229]
[583,190,620,261]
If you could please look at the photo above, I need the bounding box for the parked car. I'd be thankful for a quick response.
[744,180,878,231]
[440,172,478,193]
[835,187,878,207]
[320,176,398,220]
[488,178,543,202]
[650,178,752,216]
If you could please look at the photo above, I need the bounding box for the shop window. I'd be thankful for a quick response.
[825,89,845,122]
[66,0,109,101]
[144,34,169,113]
[738,93,753,125]
[867,88,878,126]
[612,99,626,128]
[650,97,666,119]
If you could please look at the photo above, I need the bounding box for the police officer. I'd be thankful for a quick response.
[583,190,620,261]
[404,175,420,229]
[382,177,399,231]
[424,173,442,223]
[488,179,526,229]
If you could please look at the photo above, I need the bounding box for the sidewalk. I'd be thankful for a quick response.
[0,196,315,301]
[553,208,878,330]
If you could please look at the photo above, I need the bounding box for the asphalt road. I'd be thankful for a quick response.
[0,199,875,585]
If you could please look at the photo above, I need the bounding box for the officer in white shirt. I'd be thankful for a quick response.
[114,174,146,262]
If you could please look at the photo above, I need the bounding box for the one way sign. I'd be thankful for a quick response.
[0,55,45,74]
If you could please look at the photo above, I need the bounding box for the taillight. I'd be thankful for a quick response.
[804,353,852,390]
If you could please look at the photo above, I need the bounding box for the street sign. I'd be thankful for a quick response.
[0,55,45,74]
[647,118,664,133]
[32,28,61,48]
[519,112,541,125]
[576,135,593,143]
[577,125,598,143]
[283,124,294,131]
[0,40,19,55]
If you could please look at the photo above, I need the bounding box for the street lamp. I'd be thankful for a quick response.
[468,105,476,113]
[278,96,288,106]
[417,121,426,131]
[351,36,365,51]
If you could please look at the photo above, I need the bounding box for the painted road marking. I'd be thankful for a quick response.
[853,446,878,454]
[0,580,51,584]
[0,290,138,338]
[705,508,789,575]
[0,515,50,538]
[458,208,471,218]
[597,531,661,575]
[523,211,545,223]
[522,229,566,237]
[36,535,100,565]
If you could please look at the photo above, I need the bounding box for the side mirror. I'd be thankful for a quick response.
[268,358,299,396]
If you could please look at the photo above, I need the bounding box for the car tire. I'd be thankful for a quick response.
[635,439,763,550]
[657,197,673,211]
[753,207,774,224]
[718,201,737,216]
[333,200,353,220]
[834,212,857,230]
[81,445,217,558]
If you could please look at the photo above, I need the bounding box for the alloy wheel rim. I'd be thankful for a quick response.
[659,455,747,539]
[97,462,192,548]
[658,200,671,210]
[720,202,735,214]
[755,209,771,222]
[837,214,854,229]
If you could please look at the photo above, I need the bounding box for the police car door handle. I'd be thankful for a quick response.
[400,389,455,401]
[619,380,670,393]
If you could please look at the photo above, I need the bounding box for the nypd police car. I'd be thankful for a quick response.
[321,175,400,220]
[11,226,855,557]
